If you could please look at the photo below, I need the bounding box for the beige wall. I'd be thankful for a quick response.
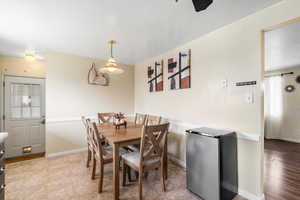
[265,66,300,143]
[0,56,46,77]
[0,53,134,156]
[45,52,134,155]
[134,0,300,198]
[0,56,45,130]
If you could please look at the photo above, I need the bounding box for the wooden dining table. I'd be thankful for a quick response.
[97,122,168,200]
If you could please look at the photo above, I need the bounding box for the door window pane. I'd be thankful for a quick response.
[10,83,42,119]
[11,107,21,118]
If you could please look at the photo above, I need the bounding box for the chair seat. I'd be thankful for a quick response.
[95,145,128,161]
[127,143,151,152]
[121,151,160,169]
[127,144,140,152]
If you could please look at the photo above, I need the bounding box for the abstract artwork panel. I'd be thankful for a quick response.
[168,49,191,90]
[147,60,164,92]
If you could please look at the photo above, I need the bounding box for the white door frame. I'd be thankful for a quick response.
[2,74,46,158]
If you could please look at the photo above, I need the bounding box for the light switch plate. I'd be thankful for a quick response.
[221,80,228,88]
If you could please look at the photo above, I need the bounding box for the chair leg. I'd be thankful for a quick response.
[86,149,91,168]
[144,171,149,179]
[122,161,127,186]
[127,168,132,182]
[160,164,166,192]
[138,170,143,200]
[98,162,104,193]
[135,171,139,180]
[91,157,96,180]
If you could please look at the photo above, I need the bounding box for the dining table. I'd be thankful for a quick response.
[97,121,168,200]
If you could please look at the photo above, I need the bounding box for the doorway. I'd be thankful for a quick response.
[263,18,300,200]
[3,75,45,158]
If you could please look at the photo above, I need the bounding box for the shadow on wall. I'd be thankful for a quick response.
[168,132,187,163]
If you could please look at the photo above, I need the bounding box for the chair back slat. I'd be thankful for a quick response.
[88,121,109,158]
[98,112,115,124]
[139,123,169,165]
[135,113,147,125]
[146,115,162,126]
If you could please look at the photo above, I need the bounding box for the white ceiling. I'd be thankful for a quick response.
[265,21,300,71]
[0,0,282,64]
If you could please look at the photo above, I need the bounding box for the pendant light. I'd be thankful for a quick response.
[24,53,36,61]
[99,40,124,74]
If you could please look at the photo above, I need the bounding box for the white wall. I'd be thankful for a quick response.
[265,66,300,143]
[134,0,300,199]
[45,52,134,155]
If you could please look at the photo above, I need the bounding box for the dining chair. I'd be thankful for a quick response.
[98,112,115,124]
[81,116,93,168]
[88,121,129,193]
[146,115,162,125]
[134,113,147,125]
[127,113,148,152]
[88,120,114,193]
[121,123,170,200]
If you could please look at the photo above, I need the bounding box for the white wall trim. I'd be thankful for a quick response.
[279,137,300,144]
[238,189,265,200]
[46,116,97,123]
[46,147,88,158]
[168,120,260,142]
[169,154,186,168]
[46,114,135,124]
[46,115,260,142]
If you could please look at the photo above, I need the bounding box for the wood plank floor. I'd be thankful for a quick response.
[264,139,300,200]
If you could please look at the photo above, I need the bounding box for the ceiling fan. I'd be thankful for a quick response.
[176,0,213,12]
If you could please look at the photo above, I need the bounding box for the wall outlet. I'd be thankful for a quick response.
[245,93,254,104]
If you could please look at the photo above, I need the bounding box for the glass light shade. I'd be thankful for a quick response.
[99,57,124,74]
[24,53,35,61]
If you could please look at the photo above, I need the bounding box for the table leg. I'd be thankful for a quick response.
[113,143,120,200]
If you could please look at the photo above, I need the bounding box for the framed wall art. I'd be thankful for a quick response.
[147,60,164,92]
[168,49,191,90]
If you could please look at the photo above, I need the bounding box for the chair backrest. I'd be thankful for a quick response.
[146,115,162,125]
[98,112,115,124]
[82,116,91,144]
[139,123,169,166]
[134,113,147,125]
[87,121,109,158]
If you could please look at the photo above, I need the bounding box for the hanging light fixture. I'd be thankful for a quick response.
[99,40,124,74]
[24,53,36,61]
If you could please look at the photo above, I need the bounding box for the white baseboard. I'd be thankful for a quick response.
[239,189,265,200]
[46,147,88,158]
[168,154,186,168]
[280,137,300,144]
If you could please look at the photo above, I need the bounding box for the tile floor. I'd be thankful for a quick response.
[5,152,246,200]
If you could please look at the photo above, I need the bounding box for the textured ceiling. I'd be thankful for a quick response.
[265,21,300,71]
[0,0,282,64]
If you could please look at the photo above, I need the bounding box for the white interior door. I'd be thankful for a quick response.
[4,76,45,158]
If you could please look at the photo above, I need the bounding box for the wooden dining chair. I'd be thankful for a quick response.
[88,120,113,193]
[98,112,115,124]
[127,113,148,152]
[134,113,147,125]
[81,116,93,168]
[146,115,162,125]
[121,123,170,200]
